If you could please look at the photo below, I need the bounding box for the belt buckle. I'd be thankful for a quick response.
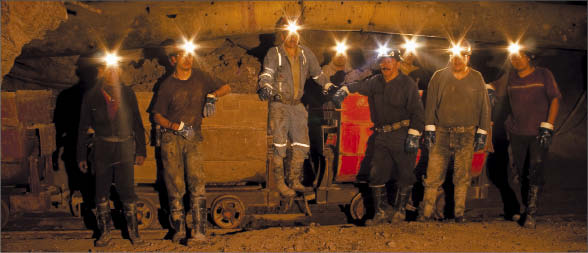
[383,125,392,132]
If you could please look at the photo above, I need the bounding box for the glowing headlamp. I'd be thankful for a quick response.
[508,42,522,55]
[334,41,348,55]
[102,52,121,67]
[181,39,197,55]
[377,45,391,58]
[401,38,420,55]
[286,20,301,35]
[448,42,471,56]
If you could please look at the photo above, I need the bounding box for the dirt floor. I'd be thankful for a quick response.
[2,214,585,252]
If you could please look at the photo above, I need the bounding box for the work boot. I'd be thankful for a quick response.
[124,202,147,246]
[417,186,437,222]
[365,186,389,226]
[289,159,311,193]
[273,160,296,197]
[95,201,112,247]
[524,185,540,229]
[187,198,207,246]
[391,185,413,223]
[169,199,186,244]
[454,184,469,222]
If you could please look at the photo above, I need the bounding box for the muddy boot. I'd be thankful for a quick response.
[124,202,147,246]
[187,198,207,246]
[391,185,413,223]
[454,184,469,223]
[365,186,389,226]
[417,187,436,222]
[169,199,186,244]
[289,159,311,193]
[95,201,112,247]
[273,159,296,197]
[524,185,539,229]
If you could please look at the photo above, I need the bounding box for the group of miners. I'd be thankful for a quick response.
[76,16,560,247]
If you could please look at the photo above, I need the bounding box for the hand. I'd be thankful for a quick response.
[203,94,218,117]
[322,82,338,95]
[404,134,420,153]
[473,133,487,152]
[257,86,273,101]
[177,125,195,140]
[332,86,349,107]
[78,161,88,174]
[422,131,436,150]
[135,156,145,166]
[537,125,553,149]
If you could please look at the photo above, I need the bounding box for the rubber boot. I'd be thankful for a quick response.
[187,197,207,246]
[391,185,413,223]
[169,199,186,244]
[124,202,147,246]
[289,159,311,193]
[524,185,539,229]
[95,201,112,247]
[417,186,436,222]
[365,186,389,226]
[273,158,296,197]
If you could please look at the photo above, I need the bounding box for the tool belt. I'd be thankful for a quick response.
[96,136,132,142]
[373,120,410,133]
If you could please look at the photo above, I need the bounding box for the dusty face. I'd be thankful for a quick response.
[510,53,531,72]
[99,66,121,86]
[172,52,194,72]
[379,57,399,79]
[333,54,347,67]
[283,32,300,50]
[450,53,469,72]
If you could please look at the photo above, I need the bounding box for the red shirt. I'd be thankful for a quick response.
[506,67,562,136]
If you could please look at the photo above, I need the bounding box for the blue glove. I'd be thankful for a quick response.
[203,95,218,117]
[257,86,273,101]
[537,127,553,149]
[474,133,487,152]
[422,131,436,150]
[177,125,195,141]
[332,87,349,107]
[405,134,420,153]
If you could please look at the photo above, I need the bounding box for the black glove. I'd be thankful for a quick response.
[474,133,487,152]
[203,95,218,117]
[405,134,420,153]
[537,127,553,149]
[257,86,273,101]
[177,125,195,141]
[422,131,436,150]
[322,83,339,96]
[332,87,349,107]
[330,70,346,85]
[487,88,496,107]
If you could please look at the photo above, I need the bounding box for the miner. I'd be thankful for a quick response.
[503,42,561,229]
[332,48,425,224]
[77,51,147,247]
[151,39,231,245]
[257,17,334,197]
[418,40,490,223]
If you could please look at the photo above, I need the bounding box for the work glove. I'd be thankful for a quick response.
[203,94,218,117]
[330,70,346,86]
[537,122,554,149]
[322,82,338,96]
[78,161,88,174]
[473,133,487,152]
[177,125,195,141]
[404,133,420,153]
[422,131,436,150]
[257,85,273,101]
[135,156,145,166]
[332,86,349,107]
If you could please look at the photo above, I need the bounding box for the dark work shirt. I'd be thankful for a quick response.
[151,69,223,139]
[347,73,425,132]
[77,83,146,162]
[505,67,561,136]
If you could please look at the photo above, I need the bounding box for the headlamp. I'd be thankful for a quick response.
[102,52,121,67]
[181,39,197,55]
[508,42,522,55]
[448,41,471,56]
[377,45,391,58]
[401,38,420,55]
[334,41,348,56]
[286,20,301,35]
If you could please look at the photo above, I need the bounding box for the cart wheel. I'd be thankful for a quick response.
[70,191,83,217]
[136,198,156,230]
[434,190,445,220]
[211,195,245,229]
[2,199,9,229]
[349,193,366,221]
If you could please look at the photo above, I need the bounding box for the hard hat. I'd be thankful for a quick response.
[378,48,403,62]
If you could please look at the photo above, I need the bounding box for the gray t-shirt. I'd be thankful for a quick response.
[424,67,490,131]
